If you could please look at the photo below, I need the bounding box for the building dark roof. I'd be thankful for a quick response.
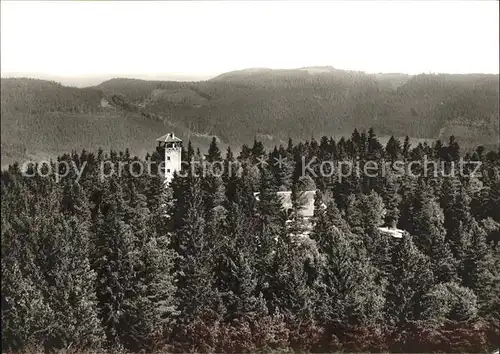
[156,133,182,143]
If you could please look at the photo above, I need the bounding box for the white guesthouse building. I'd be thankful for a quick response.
[155,132,405,239]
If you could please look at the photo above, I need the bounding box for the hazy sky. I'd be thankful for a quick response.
[1,0,499,79]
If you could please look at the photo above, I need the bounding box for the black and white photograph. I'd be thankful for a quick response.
[1,0,499,353]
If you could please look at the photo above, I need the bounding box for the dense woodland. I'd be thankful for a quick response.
[2,130,500,353]
[97,70,500,145]
[1,70,499,166]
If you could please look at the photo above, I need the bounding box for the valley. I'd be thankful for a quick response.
[1,68,498,167]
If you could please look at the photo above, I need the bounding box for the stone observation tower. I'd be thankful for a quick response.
[156,132,182,184]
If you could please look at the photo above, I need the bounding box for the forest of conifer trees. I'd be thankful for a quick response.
[1,129,499,353]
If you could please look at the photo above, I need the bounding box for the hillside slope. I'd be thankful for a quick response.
[1,70,498,167]
[0,78,215,167]
[96,68,499,145]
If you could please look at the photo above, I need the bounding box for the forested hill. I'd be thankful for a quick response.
[97,68,499,146]
[0,78,217,167]
[2,69,499,166]
[2,133,500,352]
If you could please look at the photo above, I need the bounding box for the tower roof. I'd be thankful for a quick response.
[156,132,182,143]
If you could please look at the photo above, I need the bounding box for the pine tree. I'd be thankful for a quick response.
[420,282,478,324]
[224,146,241,203]
[345,191,386,242]
[433,139,444,160]
[231,166,257,215]
[380,175,401,228]
[115,180,178,350]
[440,180,473,262]
[2,184,104,351]
[486,171,500,223]
[448,135,461,162]
[172,175,224,324]
[251,139,266,164]
[460,220,497,316]
[367,127,384,161]
[402,136,411,160]
[123,227,177,351]
[345,194,364,235]
[93,181,139,349]
[217,201,267,320]
[254,168,286,299]
[410,143,425,163]
[409,185,457,283]
[312,197,352,251]
[239,144,252,161]
[267,228,315,320]
[44,216,104,349]
[94,213,137,348]
[385,235,434,325]
[274,145,294,190]
[314,223,384,326]
[481,217,500,245]
[206,136,222,163]
[184,140,195,163]
[1,214,53,351]
[385,135,402,162]
[351,129,361,157]
[203,165,226,214]
[60,180,91,221]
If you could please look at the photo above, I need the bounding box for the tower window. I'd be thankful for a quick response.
[167,169,171,173]
[167,156,171,161]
